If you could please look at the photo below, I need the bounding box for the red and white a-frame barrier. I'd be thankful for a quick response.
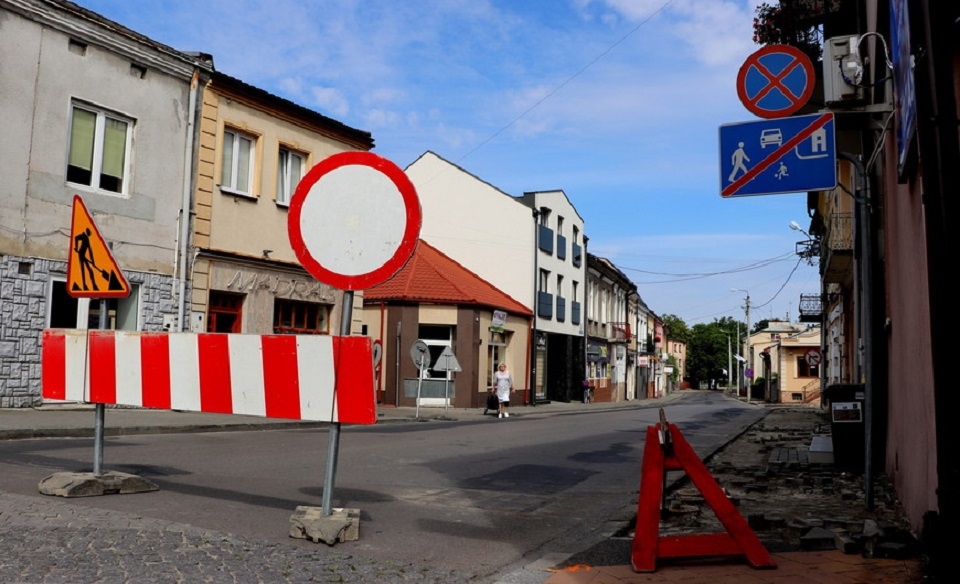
[632,416,775,572]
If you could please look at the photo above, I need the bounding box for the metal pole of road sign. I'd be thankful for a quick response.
[93,298,108,476]
[415,362,423,419]
[322,290,353,517]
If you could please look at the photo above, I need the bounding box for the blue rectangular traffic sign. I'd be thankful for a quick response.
[719,113,836,197]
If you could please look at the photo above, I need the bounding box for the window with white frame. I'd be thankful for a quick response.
[221,128,256,196]
[276,147,304,206]
[556,274,564,298]
[66,103,132,195]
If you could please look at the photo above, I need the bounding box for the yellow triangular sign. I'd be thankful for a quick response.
[66,195,130,298]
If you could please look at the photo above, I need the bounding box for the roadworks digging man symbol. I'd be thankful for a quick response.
[67,195,130,296]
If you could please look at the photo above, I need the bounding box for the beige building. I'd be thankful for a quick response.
[665,339,686,390]
[188,71,374,336]
[748,321,820,404]
[773,327,821,405]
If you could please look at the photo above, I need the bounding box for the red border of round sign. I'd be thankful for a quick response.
[736,44,815,119]
[287,151,421,291]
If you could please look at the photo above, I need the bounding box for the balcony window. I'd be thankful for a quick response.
[556,296,566,322]
[538,224,554,254]
[572,242,582,267]
[572,301,581,325]
[537,291,553,319]
[557,233,567,260]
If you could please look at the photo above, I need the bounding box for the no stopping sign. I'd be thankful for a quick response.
[287,152,421,290]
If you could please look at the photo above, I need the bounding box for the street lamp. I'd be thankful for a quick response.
[731,288,751,404]
[789,220,809,237]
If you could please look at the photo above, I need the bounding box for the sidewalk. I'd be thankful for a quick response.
[0,392,683,440]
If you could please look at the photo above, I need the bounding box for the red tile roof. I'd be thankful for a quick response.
[364,240,532,316]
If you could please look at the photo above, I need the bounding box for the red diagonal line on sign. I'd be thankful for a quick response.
[722,114,831,197]
[747,59,803,108]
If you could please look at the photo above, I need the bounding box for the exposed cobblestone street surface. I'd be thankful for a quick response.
[0,491,475,583]
[658,407,921,556]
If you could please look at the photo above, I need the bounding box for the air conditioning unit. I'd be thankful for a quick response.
[823,35,864,107]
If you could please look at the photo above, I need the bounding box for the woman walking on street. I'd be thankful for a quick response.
[493,362,513,419]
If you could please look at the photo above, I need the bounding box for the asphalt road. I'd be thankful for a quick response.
[0,392,764,582]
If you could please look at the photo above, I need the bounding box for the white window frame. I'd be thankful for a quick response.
[66,102,133,196]
[276,147,305,206]
[220,128,256,197]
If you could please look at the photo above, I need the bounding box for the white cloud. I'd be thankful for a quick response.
[309,86,350,117]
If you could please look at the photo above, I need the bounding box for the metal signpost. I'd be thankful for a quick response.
[433,346,462,413]
[65,196,131,477]
[410,340,429,419]
[288,151,421,517]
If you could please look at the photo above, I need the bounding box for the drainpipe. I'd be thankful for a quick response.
[583,235,589,397]
[529,208,539,406]
[839,151,874,510]
[176,70,200,332]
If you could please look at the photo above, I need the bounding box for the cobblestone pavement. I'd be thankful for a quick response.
[0,491,476,583]
[656,406,921,556]
[547,406,929,584]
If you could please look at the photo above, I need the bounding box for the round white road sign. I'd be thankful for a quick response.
[288,152,421,290]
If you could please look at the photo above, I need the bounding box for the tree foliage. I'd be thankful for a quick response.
[752,1,842,62]
[661,313,689,344]
[687,317,747,386]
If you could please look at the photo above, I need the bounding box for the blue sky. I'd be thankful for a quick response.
[76,0,821,326]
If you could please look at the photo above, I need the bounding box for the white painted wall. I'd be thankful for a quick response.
[525,190,586,337]
[406,152,534,309]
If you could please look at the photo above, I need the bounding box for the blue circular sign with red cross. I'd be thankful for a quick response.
[737,44,815,119]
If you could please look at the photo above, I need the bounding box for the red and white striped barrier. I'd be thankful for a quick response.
[41,329,376,424]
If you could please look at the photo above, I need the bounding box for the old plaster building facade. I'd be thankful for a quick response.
[188,72,374,337]
[0,0,212,406]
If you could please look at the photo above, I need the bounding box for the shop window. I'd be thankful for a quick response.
[208,291,244,333]
[273,298,329,334]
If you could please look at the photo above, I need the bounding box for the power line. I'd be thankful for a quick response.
[454,1,675,165]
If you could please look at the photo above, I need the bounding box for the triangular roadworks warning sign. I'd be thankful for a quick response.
[66,195,130,298]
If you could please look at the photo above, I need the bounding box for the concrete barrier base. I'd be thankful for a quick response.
[289,506,360,545]
[38,471,159,497]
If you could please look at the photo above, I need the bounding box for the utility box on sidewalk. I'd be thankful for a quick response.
[823,383,865,471]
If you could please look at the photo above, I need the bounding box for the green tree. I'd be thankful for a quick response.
[661,313,689,344]
[687,317,746,387]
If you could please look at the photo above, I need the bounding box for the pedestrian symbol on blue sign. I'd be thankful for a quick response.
[719,113,836,198]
